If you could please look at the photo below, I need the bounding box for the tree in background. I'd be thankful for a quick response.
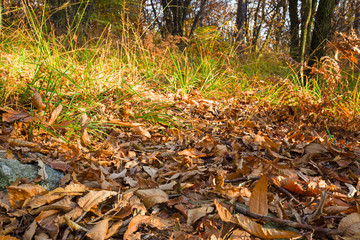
[354,1,360,36]
[235,0,246,51]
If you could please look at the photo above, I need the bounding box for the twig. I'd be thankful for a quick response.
[271,183,303,207]
[225,176,260,183]
[232,203,342,236]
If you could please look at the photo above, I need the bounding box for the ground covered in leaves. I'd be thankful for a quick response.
[0,88,360,240]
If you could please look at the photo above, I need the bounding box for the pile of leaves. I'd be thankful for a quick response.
[0,86,360,240]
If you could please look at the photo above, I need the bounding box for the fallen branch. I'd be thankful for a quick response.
[232,203,342,236]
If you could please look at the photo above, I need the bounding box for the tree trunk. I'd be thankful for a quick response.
[161,0,192,37]
[189,0,207,38]
[274,0,287,52]
[251,0,265,52]
[235,0,246,51]
[308,0,338,67]
[289,0,300,61]
[305,0,318,56]
[299,0,312,84]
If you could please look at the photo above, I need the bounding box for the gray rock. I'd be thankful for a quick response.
[0,157,64,190]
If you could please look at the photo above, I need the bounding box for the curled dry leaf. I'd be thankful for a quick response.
[48,104,62,125]
[187,206,214,225]
[37,160,48,181]
[7,184,48,209]
[235,215,301,239]
[7,138,37,148]
[124,215,172,240]
[132,126,151,138]
[80,113,88,128]
[77,190,117,212]
[338,212,360,238]
[81,128,91,146]
[135,188,168,208]
[30,87,46,111]
[86,219,109,240]
[249,175,268,216]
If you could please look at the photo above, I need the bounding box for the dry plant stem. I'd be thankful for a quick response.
[272,183,303,207]
[232,203,342,236]
[225,176,260,183]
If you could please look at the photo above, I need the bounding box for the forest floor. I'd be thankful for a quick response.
[0,84,360,240]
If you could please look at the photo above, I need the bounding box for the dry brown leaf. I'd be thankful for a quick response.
[143,166,158,179]
[123,215,172,240]
[77,190,117,212]
[105,220,123,239]
[338,212,360,237]
[30,87,46,111]
[64,215,88,232]
[34,232,52,240]
[132,126,151,138]
[7,184,48,209]
[214,199,238,224]
[81,128,91,145]
[5,149,15,160]
[23,220,37,240]
[80,113,89,128]
[0,107,29,122]
[48,104,62,125]
[213,145,228,156]
[37,160,48,181]
[304,143,328,155]
[236,215,301,239]
[249,175,268,216]
[50,182,88,194]
[135,189,168,208]
[86,219,109,240]
[187,206,214,225]
[7,138,37,148]
[178,148,207,158]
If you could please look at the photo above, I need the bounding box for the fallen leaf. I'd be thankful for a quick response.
[30,87,46,111]
[236,215,301,239]
[86,219,109,240]
[123,215,172,240]
[135,189,168,208]
[0,107,29,122]
[187,206,214,225]
[338,212,360,237]
[77,190,117,212]
[249,175,268,216]
[48,104,62,125]
[7,184,48,209]
[132,126,151,138]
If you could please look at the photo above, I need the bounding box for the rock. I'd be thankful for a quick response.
[0,156,64,190]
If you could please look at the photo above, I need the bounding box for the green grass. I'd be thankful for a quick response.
[0,13,359,143]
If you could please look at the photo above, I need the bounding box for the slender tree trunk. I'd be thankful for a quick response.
[252,0,265,52]
[289,0,300,61]
[308,0,338,67]
[235,0,246,51]
[299,0,312,84]
[305,0,317,56]
[274,0,287,52]
[189,0,207,38]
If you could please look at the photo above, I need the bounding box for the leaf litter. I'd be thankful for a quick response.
[0,88,360,239]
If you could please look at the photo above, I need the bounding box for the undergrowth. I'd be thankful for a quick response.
[0,17,359,144]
